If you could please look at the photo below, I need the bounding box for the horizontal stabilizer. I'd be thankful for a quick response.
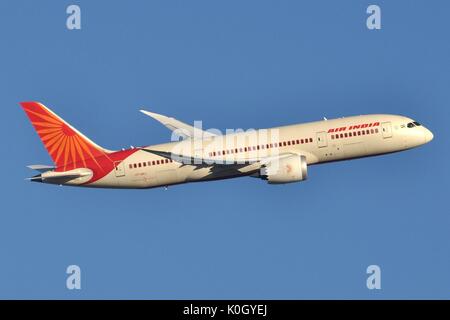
[27,168,93,184]
[27,164,55,173]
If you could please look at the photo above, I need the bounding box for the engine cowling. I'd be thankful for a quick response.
[260,155,308,184]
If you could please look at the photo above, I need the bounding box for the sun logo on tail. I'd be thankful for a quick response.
[21,102,109,171]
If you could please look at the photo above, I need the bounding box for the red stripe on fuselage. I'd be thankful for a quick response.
[55,148,140,184]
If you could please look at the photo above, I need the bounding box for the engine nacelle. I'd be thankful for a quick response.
[260,155,308,184]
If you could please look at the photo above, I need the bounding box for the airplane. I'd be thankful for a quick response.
[20,101,433,189]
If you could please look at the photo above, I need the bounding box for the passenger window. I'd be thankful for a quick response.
[129,164,133,169]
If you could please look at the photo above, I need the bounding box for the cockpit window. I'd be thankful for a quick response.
[406,121,422,128]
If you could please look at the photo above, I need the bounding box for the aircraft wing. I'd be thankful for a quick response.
[141,148,262,178]
[142,148,255,166]
[140,110,218,140]
[141,148,296,172]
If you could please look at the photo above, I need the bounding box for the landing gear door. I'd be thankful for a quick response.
[316,131,328,148]
[114,161,125,177]
[381,122,393,138]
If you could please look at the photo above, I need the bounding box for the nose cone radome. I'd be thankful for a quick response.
[424,128,434,143]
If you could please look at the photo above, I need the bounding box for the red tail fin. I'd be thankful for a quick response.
[20,102,111,171]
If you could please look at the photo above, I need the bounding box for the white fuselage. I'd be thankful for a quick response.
[87,114,433,189]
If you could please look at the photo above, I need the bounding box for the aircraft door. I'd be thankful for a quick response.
[316,131,328,148]
[381,122,393,138]
[114,161,126,177]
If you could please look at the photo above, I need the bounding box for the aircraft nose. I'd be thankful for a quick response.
[424,128,434,143]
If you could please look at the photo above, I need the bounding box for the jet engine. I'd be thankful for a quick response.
[260,155,308,184]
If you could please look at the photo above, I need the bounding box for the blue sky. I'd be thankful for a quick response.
[0,0,449,299]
